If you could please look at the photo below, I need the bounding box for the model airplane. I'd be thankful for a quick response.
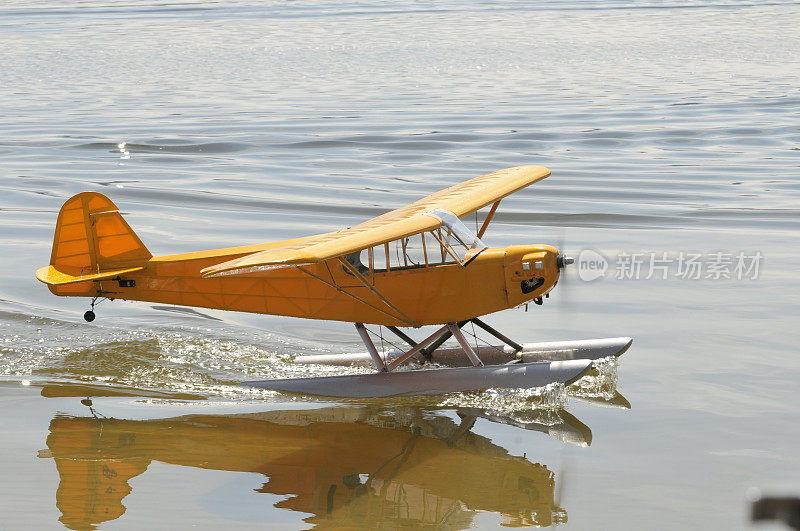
[36,165,632,397]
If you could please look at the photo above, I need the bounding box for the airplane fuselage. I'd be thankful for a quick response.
[48,241,561,326]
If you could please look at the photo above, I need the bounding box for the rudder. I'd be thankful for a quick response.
[37,192,151,288]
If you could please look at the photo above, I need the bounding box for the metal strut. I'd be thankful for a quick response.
[388,325,453,371]
[477,200,500,238]
[337,258,420,327]
[470,317,523,353]
[385,326,417,348]
[355,323,388,372]
[358,319,516,372]
[419,319,468,361]
[448,323,484,367]
[357,324,454,373]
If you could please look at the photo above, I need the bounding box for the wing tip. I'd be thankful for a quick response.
[35,265,53,285]
[516,164,550,178]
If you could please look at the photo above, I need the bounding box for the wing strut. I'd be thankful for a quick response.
[337,257,420,327]
[477,200,500,238]
[294,265,407,325]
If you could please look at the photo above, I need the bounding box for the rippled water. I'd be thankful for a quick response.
[1,0,799,529]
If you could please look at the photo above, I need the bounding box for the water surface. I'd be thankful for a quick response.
[1,0,799,529]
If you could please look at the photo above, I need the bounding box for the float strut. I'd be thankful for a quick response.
[355,323,388,372]
[448,323,484,367]
[419,319,469,361]
[470,317,523,353]
[388,325,452,371]
[385,326,417,348]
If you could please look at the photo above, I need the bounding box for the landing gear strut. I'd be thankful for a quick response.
[84,296,111,322]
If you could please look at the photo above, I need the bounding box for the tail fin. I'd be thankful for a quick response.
[36,192,151,287]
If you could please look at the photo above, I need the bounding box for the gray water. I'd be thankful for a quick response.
[1,0,799,529]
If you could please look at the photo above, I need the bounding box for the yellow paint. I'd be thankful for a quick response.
[36,166,561,326]
[35,265,145,285]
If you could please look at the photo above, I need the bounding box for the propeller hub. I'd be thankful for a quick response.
[556,254,574,269]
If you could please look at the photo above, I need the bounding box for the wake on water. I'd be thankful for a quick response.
[0,306,621,413]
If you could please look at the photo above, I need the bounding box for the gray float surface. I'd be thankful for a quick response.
[242,359,593,398]
[295,337,632,368]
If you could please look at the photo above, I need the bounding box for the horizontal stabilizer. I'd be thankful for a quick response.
[35,265,144,286]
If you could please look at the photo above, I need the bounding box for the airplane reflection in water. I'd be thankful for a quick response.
[36,397,618,530]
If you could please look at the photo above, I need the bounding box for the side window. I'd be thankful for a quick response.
[342,250,369,276]
[371,244,389,272]
[368,235,434,273]
[386,239,412,270]
[397,234,427,267]
[363,228,468,274]
[426,229,458,265]
[388,240,403,269]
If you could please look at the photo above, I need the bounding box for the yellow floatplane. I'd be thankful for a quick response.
[36,165,631,397]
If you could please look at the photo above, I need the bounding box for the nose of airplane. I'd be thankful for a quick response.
[556,254,574,269]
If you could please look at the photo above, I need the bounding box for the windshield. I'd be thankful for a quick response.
[425,209,488,265]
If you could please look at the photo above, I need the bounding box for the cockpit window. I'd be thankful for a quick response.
[343,209,488,276]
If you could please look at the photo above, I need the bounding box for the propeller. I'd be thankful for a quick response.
[554,229,575,313]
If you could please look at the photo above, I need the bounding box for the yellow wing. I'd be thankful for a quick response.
[200,165,549,277]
